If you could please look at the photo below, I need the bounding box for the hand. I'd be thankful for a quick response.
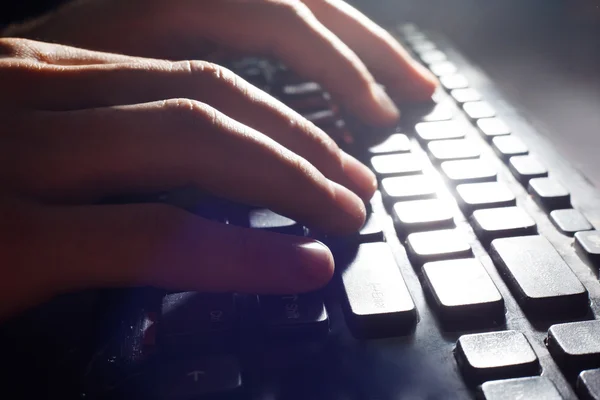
[0,38,377,318]
[5,0,438,126]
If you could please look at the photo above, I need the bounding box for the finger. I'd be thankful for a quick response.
[2,59,376,200]
[0,37,140,65]
[6,100,366,234]
[303,0,438,102]
[30,203,335,295]
[192,0,400,126]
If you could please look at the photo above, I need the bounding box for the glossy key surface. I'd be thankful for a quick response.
[478,377,563,400]
[547,321,600,374]
[492,135,529,161]
[528,177,571,211]
[422,259,504,327]
[406,229,472,264]
[476,118,511,140]
[415,120,465,142]
[578,369,600,400]
[393,199,454,235]
[370,153,422,177]
[381,175,437,204]
[551,209,593,236]
[441,159,497,186]
[490,236,588,318]
[456,182,515,215]
[340,242,417,338]
[509,155,548,185]
[427,139,481,163]
[455,330,539,384]
[470,207,537,246]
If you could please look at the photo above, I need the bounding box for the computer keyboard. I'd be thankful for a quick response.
[3,23,600,400]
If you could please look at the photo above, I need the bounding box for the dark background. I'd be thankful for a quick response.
[3,0,600,185]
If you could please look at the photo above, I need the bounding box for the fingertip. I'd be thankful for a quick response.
[293,240,335,290]
[329,181,367,234]
[341,152,377,201]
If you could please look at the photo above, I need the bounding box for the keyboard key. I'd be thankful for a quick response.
[478,377,563,400]
[463,101,496,120]
[160,292,236,351]
[422,259,504,327]
[477,118,511,140]
[420,102,455,122]
[441,159,497,186]
[451,88,482,104]
[430,61,457,77]
[303,109,337,127]
[550,209,593,236]
[578,369,600,400]
[381,175,437,204]
[575,230,600,266]
[440,74,469,90]
[248,209,305,236]
[370,153,422,177]
[340,243,417,338]
[415,120,465,142]
[471,207,537,246]
[455,330,539,384]
[428,139,481,163]
[528,177,571,211]
[420,50,447,64]
[547,321,600,374]
[393,199,454,236]
[258,293,329,337]
[490,236,588,318]
[492,135,529,161]
[412,41,436,53]
[159,355,242,399]
[509,155,548,185]
[456,182,515,215]
[354,211,385,243]
[367,133,411,155]
[406,229,472,264]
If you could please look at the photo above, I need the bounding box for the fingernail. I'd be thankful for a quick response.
[341,152,377,201]
[294,241,335,287]
[371,84,400,122]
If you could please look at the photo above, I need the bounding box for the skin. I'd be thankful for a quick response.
[0,0,437,319]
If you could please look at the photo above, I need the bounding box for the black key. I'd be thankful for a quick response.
[430,61,457,77]
[451,88,481,104]
[422,259,504,327]
[547,321,600,374]
[441,159,497,186]
[160,292,236,351]
[248,209,305,236]
[528,177,571,211]
[575,230,600,267]
[303,109,337,127]
[463,101,496,120]
[455,330,540,384]
[381,175,437,204]
[477,118,511,140]
[456,182,515,215]
[159,356,242,399]
[415,120,465,142]
[551,209,593,236]
[478,377,563,400]
[492,135,529,161]
[578,369,600,400]
[490,236,588,318]
[355,212,384,243]
[370,153,422,177]
[367,133,411,155]
[393,199,454,235]
[509,155,548,185]
[340,242,417,338]
[440,74,469,90]
[278,82,331,111]
[258,292,329,337]
[470,207,537,246]
[406,229,472,264]
[420,49,447,64]
[428,139,480,163]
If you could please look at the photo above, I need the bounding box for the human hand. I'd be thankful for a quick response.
[5,0,438,126]
[0,38,377,318]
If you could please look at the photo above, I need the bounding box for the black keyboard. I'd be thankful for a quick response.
[3,24,600,400]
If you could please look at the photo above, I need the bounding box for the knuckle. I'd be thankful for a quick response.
[0,37,28,58]
[269,0,312,20]
[159,98,218,128]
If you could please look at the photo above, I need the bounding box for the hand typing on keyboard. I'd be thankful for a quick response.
[0,0,436,319]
